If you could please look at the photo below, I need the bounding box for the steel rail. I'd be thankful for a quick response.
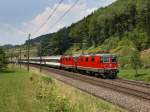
[30,64,150,101]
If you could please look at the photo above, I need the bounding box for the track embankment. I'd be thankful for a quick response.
[28,64,150,112]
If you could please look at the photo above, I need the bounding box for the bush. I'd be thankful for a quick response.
[0,48,7,71]
[31,74,73,112]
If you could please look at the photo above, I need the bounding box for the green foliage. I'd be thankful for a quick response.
[33,75,73,112]
[141,49,150,68]
[130,49,142,75]
[0,48,7,70]
[119,69,150,83]
[100,37,120,51]
[37,28,73,56]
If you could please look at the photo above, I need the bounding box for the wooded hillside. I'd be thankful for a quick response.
[26,0,150,56]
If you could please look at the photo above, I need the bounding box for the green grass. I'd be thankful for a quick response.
[119,69,150,83]
[54,80,124,112]
[0,66,124,112]
[0,68,45,112]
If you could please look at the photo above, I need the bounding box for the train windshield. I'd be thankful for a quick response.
[102,56,110,63]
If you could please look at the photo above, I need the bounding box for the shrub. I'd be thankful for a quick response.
[0,48,7,71]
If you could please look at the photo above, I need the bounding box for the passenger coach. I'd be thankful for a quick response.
[20,56,61,68]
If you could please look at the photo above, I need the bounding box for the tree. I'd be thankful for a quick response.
[130,49,142,76]
[0,48,7,71]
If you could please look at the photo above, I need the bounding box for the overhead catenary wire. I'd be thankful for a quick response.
[33,0,79,38]
[49,0,79,31]
[33,0,64,37]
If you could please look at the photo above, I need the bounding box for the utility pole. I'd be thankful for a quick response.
[19,47,22,69]
[12,48,15,68]
[11,48,13,68]
[27,33,31,72]
[39,41,42,72]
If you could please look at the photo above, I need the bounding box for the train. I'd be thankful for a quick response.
[19,53,119,79]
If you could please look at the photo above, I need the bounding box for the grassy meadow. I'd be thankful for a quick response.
[0,66,124,112]
[118,69,150,83]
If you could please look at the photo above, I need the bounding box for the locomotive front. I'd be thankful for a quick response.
[100,54,119,78]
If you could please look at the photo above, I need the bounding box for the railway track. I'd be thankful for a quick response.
[116,78,150,89]
[30,64,150,102]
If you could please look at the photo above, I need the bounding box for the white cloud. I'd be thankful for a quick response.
[22,0,97,38]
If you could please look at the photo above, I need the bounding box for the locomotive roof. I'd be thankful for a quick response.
[79,53,115,56]
[62,53,116,57]
[21,56,61,60]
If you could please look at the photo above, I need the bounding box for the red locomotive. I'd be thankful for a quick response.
[60,54,119,79]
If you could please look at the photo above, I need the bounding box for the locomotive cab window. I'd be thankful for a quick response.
[102,56,109,63]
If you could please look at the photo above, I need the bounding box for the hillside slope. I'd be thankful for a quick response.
[26,0,150,55]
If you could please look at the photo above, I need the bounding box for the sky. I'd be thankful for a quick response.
[0,0,116,45]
